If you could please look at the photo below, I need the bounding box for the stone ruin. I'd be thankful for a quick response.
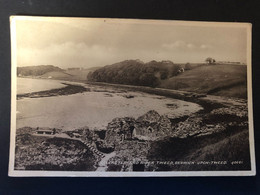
[104,110,173,145]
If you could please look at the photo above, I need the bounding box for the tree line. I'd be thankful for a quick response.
[87,60,181,87]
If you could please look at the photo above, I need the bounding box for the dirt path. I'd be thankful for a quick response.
[96,152,116,172]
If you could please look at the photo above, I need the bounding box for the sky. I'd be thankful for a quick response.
[14,17,249,68]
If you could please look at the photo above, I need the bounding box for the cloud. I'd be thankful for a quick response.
[187,43,196,49]
[162,41,196,50]
[17,42,118,68]
[162,41,213,51]
[200,44,212,49]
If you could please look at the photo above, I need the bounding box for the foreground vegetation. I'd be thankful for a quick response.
[15,128,98,171]
[148,128,250,171]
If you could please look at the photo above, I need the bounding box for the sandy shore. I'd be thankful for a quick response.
[16,83,202,130]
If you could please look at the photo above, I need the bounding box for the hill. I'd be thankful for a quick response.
[17,65,63,76]
[17,65,101,82]
[40,71,73,79]
[18,62,247,98]
[87,60,180,87]
[159,64,247,98]
[65,67,100,81]
[87,60,247,98]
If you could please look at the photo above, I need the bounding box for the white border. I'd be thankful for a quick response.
[8,16,256,177]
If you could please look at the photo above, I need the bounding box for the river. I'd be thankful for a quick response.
[16,78,202,130]
[17,77,66,94]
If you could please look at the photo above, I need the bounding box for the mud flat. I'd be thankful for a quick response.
[16,83,202,130]
[17,83,88,99]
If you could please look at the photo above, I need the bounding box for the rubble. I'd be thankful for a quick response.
[105,110,173,145]
[15,135,97,171]
[211,105,248,118]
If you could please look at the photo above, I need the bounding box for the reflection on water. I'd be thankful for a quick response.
[17,77,65,94]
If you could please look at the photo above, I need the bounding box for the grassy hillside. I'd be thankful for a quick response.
[40,71,73,80]
[160,64,247,98]
[87,60,247,98]
[148,128,250,171]
[65,67,100,81]
[18,65,101,82]
[181,130,250,171]
[17,65,63,76]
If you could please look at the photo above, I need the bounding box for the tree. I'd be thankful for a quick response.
[205,57,216,64]
[139,73,159,87]
[160,71,168,80]
[185,63,192,70]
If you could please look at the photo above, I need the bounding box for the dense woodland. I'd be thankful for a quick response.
[87,60,181,87]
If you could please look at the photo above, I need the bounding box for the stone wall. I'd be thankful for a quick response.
[105,110,173,145]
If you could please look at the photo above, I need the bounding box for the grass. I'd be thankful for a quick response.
[147,127,250,171]
[179,130,250,171]
[160,64,247,98]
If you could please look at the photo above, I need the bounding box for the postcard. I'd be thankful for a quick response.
[9,16,255,176]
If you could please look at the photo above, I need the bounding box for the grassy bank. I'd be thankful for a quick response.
[17,83,89,99]
[148,128,250,171]
[160,64,247,98]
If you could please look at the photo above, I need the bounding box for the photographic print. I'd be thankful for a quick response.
[9,16,255,176]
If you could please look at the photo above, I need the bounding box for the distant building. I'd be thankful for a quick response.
[178,68,185,73]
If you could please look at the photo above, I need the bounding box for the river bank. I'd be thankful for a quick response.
[17,83,89,99]
[14,78,250,171]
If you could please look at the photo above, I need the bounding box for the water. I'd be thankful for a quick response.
[17,77,65,94]
[16,79,202,130]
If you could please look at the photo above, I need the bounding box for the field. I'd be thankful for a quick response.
[160,64,247,98]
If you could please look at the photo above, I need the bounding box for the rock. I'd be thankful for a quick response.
[137,110,161,123]
[211,106,248,118]
[105,110,173,145]
[174,115,203,138]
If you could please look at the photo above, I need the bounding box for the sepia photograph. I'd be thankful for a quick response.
[9,16,255,176]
